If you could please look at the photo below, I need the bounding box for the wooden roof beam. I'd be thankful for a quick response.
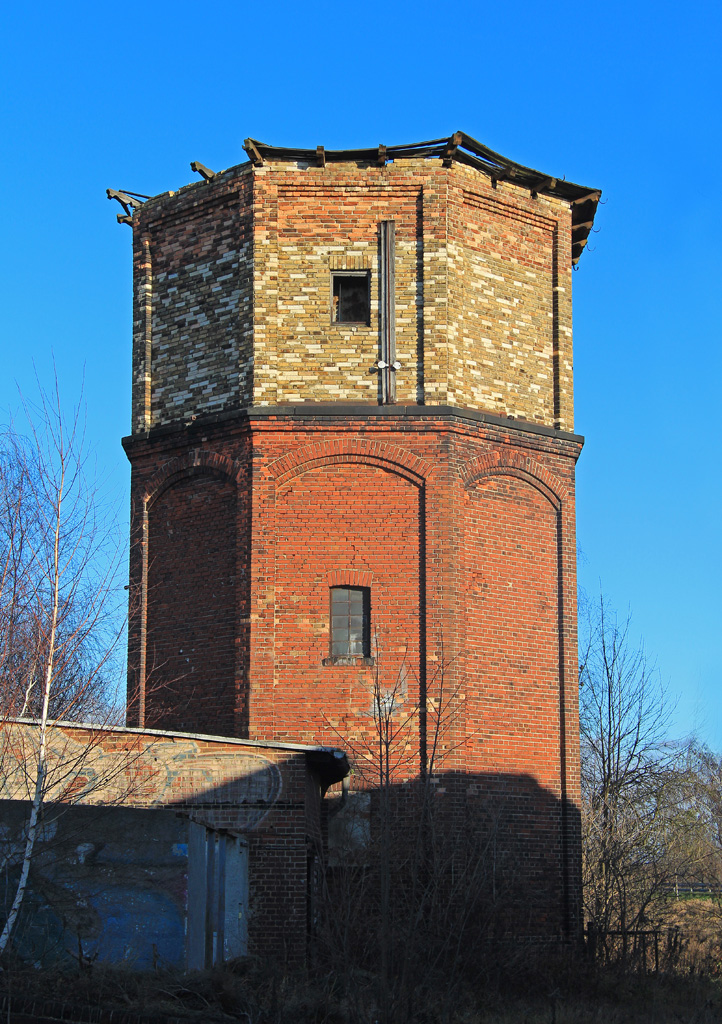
[530,176,557,198]
[443,132,462,168]
[491,166,516,189]
[190,161,216,181]
[243,139,264,167]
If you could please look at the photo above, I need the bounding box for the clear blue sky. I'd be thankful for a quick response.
[2,1,720,744]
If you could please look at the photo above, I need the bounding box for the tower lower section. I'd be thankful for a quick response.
[123,403,583,939]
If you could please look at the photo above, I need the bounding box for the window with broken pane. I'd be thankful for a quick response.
[331,273,370,324]
[330,586,370,657]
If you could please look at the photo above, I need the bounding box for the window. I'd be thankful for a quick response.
[330,586,370,658]
[331,272,370,324]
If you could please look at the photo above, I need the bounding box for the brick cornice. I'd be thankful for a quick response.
[133,164,252,232]
[123,402,584,449]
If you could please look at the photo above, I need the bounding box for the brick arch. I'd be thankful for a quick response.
[144,449,243,508]
[461,451,567,510]
[328,569,373,588]
[269,438,431,491]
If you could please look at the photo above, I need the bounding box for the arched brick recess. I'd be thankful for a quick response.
[460,452,578,937]
[143,458,239,736]
[461,450,567,510]
[259,458,424,754]
[268,438,431,491]
[145,449,244,508]
[461,465,563,793]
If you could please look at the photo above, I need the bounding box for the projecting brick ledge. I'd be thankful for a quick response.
[122,402,585,449]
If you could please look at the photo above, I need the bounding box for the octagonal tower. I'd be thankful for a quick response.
[120,132,600,939]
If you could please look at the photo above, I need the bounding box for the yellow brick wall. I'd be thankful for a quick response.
[132,156,576,433]
[250,159,574,429]
[446,164,574,428]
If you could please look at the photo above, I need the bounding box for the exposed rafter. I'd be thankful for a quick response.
[241,131,602,264]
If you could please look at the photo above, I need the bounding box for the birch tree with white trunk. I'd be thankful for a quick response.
[0,379,123,957]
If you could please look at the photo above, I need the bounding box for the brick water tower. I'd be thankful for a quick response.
[118,132,600,937]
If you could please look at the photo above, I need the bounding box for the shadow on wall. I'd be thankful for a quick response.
[0,766,580,971]
[325,768,581,945]
[0,804,189,970]
[132,454,253,737]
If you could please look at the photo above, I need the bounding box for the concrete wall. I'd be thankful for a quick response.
[0,802,189,969]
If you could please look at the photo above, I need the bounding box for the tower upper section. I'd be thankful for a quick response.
[126,132,600,435]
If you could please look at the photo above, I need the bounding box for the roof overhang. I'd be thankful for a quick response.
[243,131,601,265]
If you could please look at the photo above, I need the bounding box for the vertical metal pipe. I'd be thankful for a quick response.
[217,835,227,963]
[379,221,396,404]
[137,505,149,727]
[205,830,216,968]
[141,235,153,430]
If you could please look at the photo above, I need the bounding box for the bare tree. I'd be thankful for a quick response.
[678,744,722,892]
[320,646,519,1024]
[0,378,125,956]
[578,593,700,938]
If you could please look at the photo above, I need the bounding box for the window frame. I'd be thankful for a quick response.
[330,271,371,326]
[323,585,373,666]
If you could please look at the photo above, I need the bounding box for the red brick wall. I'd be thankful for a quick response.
[123,409,582,936]
[267,461,422,758]
[146,470,237,734]
[127,443,254,736]
[462,474,560,785]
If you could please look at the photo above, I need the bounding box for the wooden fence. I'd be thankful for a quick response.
[585,923,682,974]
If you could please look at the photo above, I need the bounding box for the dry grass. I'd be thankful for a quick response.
[1,949,721,1024]
[658,897,722,977]
[476,979,721,1024]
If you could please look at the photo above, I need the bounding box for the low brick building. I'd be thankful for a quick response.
[0,721,347,966]
[115,132,601,941]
